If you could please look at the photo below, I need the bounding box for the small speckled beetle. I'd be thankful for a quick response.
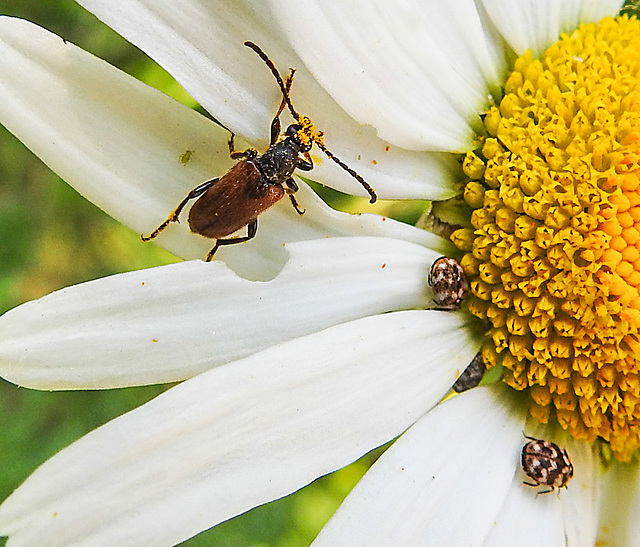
[428,256,469,310]
[521,436,574,494]
[452,353,486,393]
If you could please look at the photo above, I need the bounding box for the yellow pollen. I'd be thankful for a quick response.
[296,115,325,147]
[453,15,640,461]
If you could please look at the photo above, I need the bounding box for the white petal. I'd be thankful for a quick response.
[171,182,457,281]
[578,0,625,21]
[0,237,445,389]
[0,17,230,255]
[560,437,600,547]
[75,0,279,144]
[313,386,527,546]
[270,0,508,152]
[0,310,479,546]
[597,462,640,546]
[0,17,451,280]
[483,479,564,546]
[77,0,457,199]
[511,421,600,547]
[480,0,622,58]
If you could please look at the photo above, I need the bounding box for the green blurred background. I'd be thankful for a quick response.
[0,2,408,545]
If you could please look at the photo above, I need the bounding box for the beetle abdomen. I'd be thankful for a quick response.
[187,160,285,238]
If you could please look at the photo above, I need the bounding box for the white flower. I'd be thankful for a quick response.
[0,1,634,546]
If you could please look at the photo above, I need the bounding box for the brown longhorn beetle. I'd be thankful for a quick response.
[142,41,377,261]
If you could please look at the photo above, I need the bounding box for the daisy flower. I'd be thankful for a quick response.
[0,0,637,545]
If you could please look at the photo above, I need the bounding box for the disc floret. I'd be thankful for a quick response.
[452,15,640,461]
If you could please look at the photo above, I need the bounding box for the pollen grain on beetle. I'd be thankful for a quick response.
[451,15,640,461]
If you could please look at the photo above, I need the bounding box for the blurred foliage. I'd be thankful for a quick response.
[622,0,640,17]
[0,2,399,546]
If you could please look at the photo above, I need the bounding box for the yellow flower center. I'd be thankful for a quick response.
[452,15,640,461]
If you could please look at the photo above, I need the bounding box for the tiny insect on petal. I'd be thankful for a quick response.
[521,437,574,494]
[428,256,469,310]
[452,352,486,393]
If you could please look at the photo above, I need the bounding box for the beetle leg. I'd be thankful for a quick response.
[284,178,305,215]
[269,117,281,146]
[296,151,314,171]
[288,194,305,215]
[285,178,299,193]
[228,133,258,160]
[141,178,218,241]
[205,219,259,261]
[270,68,295,145]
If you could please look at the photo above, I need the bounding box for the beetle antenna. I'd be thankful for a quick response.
[244,41,300,121]
[244,40,378,204]
[316,142,377,203]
